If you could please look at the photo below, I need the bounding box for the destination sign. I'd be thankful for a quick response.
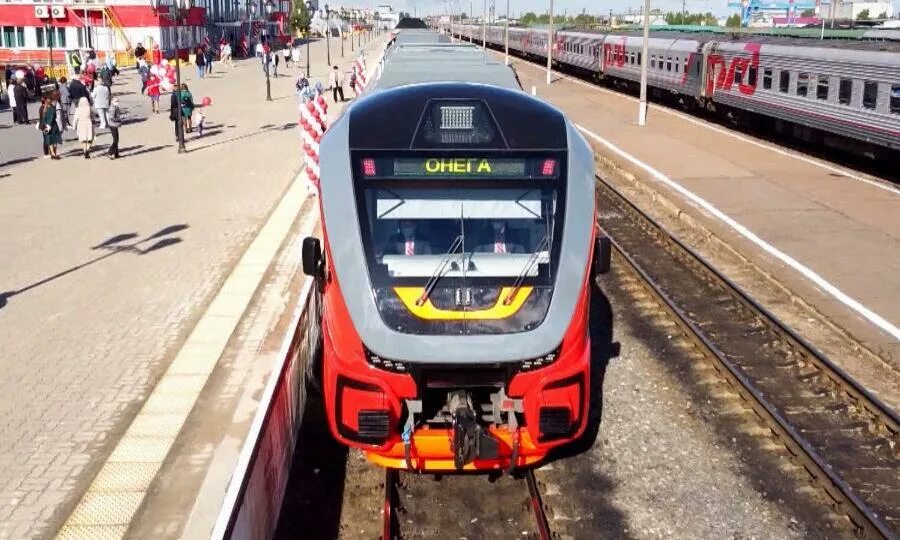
[360,157,559,179]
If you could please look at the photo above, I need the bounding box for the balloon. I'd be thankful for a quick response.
[149,65,159,75]
[14,69,24,80]
[306,102,316,112]
[161,59,169,67]
[201,96,211,106]
[161,79,174,92]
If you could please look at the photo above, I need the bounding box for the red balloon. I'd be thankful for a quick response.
[306,102,316,112]
[201,96,212,106]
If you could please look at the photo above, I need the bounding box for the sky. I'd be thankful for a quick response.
[354,0,898,19]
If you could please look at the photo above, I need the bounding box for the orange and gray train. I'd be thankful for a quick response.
[301,32,610,472]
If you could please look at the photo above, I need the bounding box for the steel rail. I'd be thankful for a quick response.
[597,175,897,539]
[525,470,552,540]
[383,469,398,540]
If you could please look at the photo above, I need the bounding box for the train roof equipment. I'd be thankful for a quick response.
[375,37,520,91]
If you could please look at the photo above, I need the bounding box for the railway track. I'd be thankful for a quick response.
[596,174,900,538]
[381,469,553,540]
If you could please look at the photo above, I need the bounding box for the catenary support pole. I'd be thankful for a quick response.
[638,0,650,126]
[546,0,553,85]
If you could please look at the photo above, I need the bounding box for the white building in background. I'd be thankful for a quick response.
[374,4,399,29]
[831,0,894,18]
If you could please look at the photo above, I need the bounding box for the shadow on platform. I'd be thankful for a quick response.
[0,224,189,311]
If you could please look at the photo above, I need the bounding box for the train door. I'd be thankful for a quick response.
[700,41,721,100]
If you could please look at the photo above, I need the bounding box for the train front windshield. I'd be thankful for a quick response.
[354,155,565,334]
[365,186,558,279]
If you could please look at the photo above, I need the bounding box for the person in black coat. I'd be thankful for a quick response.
[12,81,28,124]
[67,77,90,119]
[134,42,147,67]
[169,90,183,142]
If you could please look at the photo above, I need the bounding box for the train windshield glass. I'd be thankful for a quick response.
[359,186,561,285]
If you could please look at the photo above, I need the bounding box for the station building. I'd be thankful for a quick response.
[0,0,293,69]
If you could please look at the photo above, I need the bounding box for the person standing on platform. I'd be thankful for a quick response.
[57,77,70,128]
[92,81,110,129]
[68,75,90,111]
[147,71,161,114]
[12,79,28,124]
[72,97,94,159]
[8,77,19,124]
[106,97,122,159]
[40,96,62,160]
[179,83,195,133]
[169,89,183,141]
[134,42,147,66]
[70,50,83,74]
[221,42,233,67]
[329,65,345,102]
[205,46,215,74]
[194,48,206,79]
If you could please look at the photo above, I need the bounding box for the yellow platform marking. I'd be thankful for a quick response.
[394,286,532,320]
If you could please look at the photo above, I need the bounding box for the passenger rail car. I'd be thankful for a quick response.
[452,24,900,153]
[302,35,609,472]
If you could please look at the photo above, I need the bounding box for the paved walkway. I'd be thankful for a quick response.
[0,35,376,539]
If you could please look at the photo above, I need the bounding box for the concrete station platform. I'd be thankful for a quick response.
[501,53,900,407]
[0,33,384,539]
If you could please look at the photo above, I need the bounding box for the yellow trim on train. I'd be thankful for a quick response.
[393,287,533,321]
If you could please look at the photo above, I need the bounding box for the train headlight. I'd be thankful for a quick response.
[365,348,409,373]
[414,99,500,148]
[518,346,562,372]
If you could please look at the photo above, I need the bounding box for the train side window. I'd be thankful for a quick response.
[650,56,656,69]
[666,56,672,71]
[637,52,642,65]
[797,72,809,97]
[763,69,773,90]
[675,58,680,73]
[733,65,744,85]
[890,85,900,114]
[747,66,757,87]
[863,81,878,109]
[779,71,790,92]
[816,76,829,100]
[838,79,852,105]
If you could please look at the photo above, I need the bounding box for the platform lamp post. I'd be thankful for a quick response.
[232,0,239,54]
[546,0,554,85]
[504,0,509,65]
[151,0,193,153]
[638,0,650,126]
[350,10,355,52]
[324,4,331,67]
[46,21,54,73]
[305,0,312,77]
[481,0,486,48]
[263,0,273,100]
[339,9,344,57]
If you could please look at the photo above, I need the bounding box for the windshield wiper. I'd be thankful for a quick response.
[503,234,550,306]
[417,235,464,306]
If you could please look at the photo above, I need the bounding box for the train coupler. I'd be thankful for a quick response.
[449,391,498,470]
[403,400,421,472]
